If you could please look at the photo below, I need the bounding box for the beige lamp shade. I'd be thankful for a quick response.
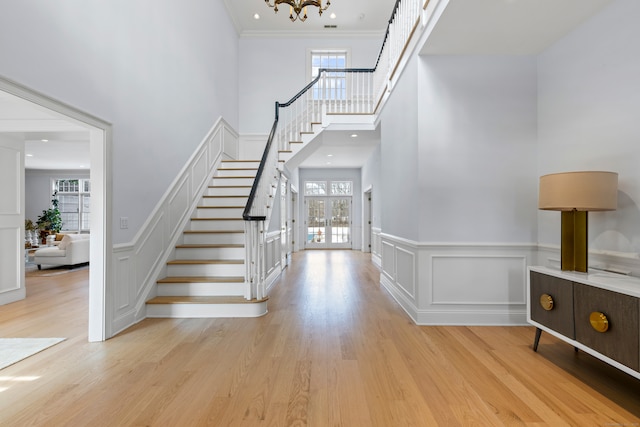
[539,171,618,211]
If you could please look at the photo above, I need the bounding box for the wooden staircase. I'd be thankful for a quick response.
[146,160,268,318]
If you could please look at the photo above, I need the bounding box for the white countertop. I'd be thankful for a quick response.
[529,266,640,299]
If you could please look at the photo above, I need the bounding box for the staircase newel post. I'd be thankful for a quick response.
[258,220,266,300]
[244,220,252,301]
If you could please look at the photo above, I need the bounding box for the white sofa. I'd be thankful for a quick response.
[33,234,90,269]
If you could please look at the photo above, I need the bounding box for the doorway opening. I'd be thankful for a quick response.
[0,77,111,342]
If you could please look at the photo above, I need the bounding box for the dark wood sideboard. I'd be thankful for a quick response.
[527,266,640,380]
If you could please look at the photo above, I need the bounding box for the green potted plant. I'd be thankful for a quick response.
[36,192,63,244]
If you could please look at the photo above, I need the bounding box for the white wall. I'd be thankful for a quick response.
[418,55,539,243]
[0,0,239,244]
[238,36,382,134]
[537,0,640,266]
[362,144,381,229]
[379,56,420,240]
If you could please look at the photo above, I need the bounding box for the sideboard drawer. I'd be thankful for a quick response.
[530,271,574,338]
[574,283,639,371]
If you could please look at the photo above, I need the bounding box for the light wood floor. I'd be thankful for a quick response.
[2,252,640,426]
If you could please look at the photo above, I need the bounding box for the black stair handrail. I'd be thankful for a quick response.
[243,0,403,222]
[242,68,375,222]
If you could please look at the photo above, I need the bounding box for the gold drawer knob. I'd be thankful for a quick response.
[589,312,609,333]
[539,294,554,311]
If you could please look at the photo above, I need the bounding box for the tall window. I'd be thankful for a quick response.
[55,179,91,232]
[310,50,347,100]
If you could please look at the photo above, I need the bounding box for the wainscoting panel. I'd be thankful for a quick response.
[381,241,396,280]
[190,146,210,200]
[265,231,282,277]
[431,255,526,305]
[0,227,19,294]
[223,126,238,159]
[168,176,190,242]
[396,246,416,298]
[134,214,166,299]
[378,233,535,326]
[0,146,19,215]
[114,255,132,310]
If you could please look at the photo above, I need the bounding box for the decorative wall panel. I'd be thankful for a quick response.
[432,255,526,305]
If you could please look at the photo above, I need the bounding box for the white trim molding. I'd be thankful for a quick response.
[379,233,536,326]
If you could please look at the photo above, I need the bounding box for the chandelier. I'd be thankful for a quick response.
[264,0,331,22]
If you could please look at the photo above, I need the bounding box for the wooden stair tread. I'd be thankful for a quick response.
[176,244,244,249]
[214,175,256,179]
[147,296,268,305]
[183,230,244,234]
[157,276,244,284]
[197,206,245,209]
[167,259,244,265]
[203,195,248,198]
[222,160,260,162]
[190,217,243,221]
[218,168,259,171]
[208,185,252,188]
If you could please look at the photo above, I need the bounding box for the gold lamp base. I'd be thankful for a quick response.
[561,210,588,272]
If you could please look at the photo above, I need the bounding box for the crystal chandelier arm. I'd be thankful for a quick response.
[264,0,297,10]
[265,0,330,20]
[300,1,330,14]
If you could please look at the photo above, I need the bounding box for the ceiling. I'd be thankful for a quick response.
[222,0,396,38]
[0,90,90,170]
[420,0,614,55]
[1,0,613,170]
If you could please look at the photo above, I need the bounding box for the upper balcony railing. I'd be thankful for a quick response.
[242,0,432,301]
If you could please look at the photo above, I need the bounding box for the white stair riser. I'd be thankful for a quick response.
[200,196,248,207]
[195,207,244,218]
[157,282,245,297]
[216,169,258,177]
[278,152,293,163]
[175,246,244,260]
[146,301,268,318]
[206,187,251,197]
[211,177,254,187]
[183,233,245,245]
[221,161,260,169]
[167,263,245,277]
[190,219,245,231]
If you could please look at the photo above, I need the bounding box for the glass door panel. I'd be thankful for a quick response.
[305,197,351,249]
[330,198,351,247]
[307,199,326,247]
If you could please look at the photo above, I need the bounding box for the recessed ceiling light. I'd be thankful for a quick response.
[327,154,334,157]
[326,162,332,165]
[330,12,336,19]
[26,154,33,157]
[351,134,358,138]
[254,13,260,19]
[41,139,48,142]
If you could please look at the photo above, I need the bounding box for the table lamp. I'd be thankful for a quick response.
[539,171,618,272]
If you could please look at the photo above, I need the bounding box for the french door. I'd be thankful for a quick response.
[305,197,351,249]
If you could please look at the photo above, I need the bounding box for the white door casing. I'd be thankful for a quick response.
[0,134,26,305]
